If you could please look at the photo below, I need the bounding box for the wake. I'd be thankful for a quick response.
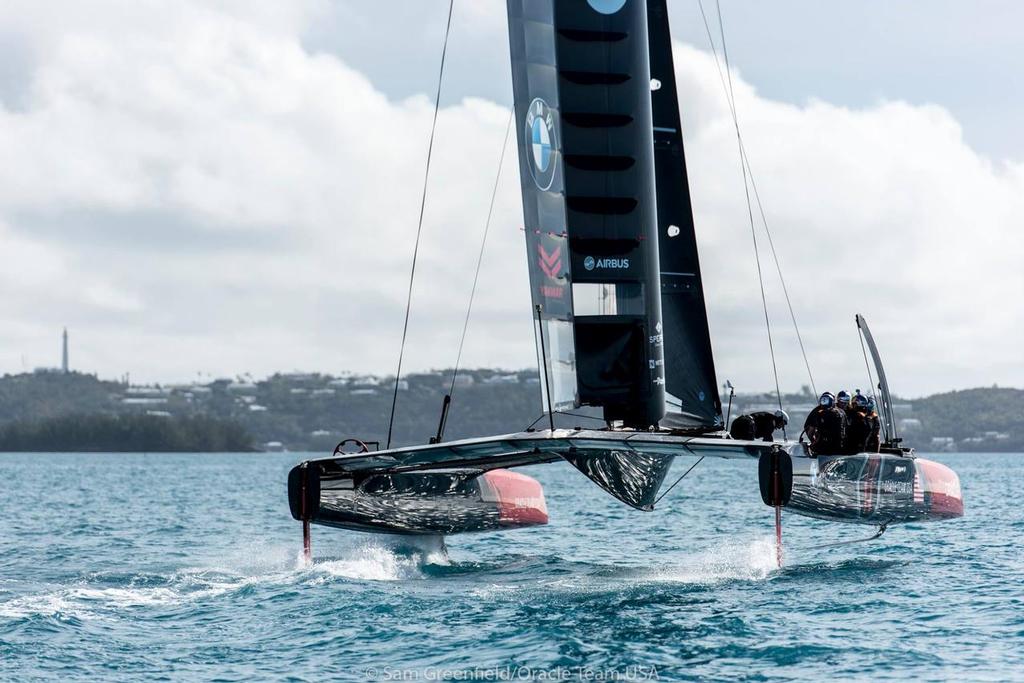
[0,535,452,622]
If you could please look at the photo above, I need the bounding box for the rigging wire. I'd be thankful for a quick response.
[654,455,705,505]
[697,0,818,402]
[524,413,548,432]
[798,523,888,551]
[386,0,456,450]
[522,410,609,432]
[447,111,515,404]
[743,158,817,398]
[858,326,880,432]
[697,0,784,421]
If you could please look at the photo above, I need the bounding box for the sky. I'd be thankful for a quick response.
[0,0,1021,398]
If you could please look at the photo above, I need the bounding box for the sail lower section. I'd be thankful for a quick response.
[561,449,673,510]
[647,0,723,429]
[507,0,667,428]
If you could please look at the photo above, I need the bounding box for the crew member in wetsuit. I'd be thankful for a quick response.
[836,390,851,413]
[844,392,872,454]
[730,409,789,442]
[803,392,846,456]
[803,392,834,442]
[865,396,882,452]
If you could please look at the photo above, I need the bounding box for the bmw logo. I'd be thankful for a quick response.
[525,98,557,191]
[584,256,596,271]
[587,0,628,14]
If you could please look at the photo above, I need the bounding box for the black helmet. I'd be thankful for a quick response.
[837,391,851,407]
[774,409,789,427]
[819,392,836,408]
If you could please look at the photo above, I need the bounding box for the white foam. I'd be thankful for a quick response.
[0,561,290,622]
[307,536,449,582]
[648,536,780,583]
[0,594,99,621]
[69,586,184,608]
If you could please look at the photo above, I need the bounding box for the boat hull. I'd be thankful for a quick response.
[784,448,963,524]
[291,467,548,536]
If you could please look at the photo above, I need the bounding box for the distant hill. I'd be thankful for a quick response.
[0,413,254,452]
[909,387,1024,451]
[0,371,1018,452]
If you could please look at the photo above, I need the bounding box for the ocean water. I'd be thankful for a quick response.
[0,452,1020,681]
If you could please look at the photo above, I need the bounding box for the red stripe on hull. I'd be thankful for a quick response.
[928,492,964,518]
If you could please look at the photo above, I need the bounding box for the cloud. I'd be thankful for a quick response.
[671,44,1024,395]
[0,2,1019,397]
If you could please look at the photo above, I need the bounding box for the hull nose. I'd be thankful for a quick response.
[916,458,964,518]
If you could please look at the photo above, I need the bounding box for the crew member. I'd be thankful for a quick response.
[865,396,882,452]
[803,392,845,455]
[730,409,788,442]
[844,392,872,454]
[836,390,852,412]
[803,392,833,442]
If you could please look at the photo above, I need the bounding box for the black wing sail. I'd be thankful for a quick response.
[507,0,667,429]
[647,0,723,430]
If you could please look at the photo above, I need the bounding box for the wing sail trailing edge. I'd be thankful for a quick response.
[647,0,723,430]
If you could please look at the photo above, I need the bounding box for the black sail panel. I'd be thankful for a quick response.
[507,0,667,429]
[647,0,722,429]
[561,449,674,510]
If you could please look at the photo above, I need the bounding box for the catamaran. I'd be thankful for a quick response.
[287,0,962,561]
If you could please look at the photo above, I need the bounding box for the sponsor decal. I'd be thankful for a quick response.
[525,98,557,191]
[537,244,562,280]
[649,359,664,370]
[587,0,628,15]
[879,480,914,495]
[698,391,706,401]
[583,256,630,271]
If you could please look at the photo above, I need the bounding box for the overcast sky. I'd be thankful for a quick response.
[1,0,1021,397]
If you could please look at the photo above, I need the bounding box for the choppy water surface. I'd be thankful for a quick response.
[1,452,1020,681]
